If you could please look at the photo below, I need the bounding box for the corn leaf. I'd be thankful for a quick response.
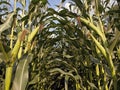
[0,41,9,63]
[28,74,39,85]
[0,12,14,34]
[12,54,33,90]
[109,29,120,52]
[90,34,107,59]
[80,17,106,42]
[87,80,98,89]
[117,47,120,59]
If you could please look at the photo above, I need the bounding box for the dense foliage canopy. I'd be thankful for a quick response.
[0,0,120,90]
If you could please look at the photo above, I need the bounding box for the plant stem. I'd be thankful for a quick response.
[107,54,117,90]
[24,26,39,53]
[104,72,108,90]
[10,0,16,49]
[5,31,26,90]
[10,26,14,49]
[65,76,68,90]
[80,17,106,43]
[5,66,13,90]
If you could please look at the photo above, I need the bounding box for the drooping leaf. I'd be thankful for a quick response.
[80,17,104,41]
[0,12,14,34]
[41,0,48,5]
[90,34,107,59]
[49,68,74,78]
[0,1,11,6]
[71,0,84,10]
[0,7,8,11]
[31,0,40,4]
[0,53,4,64]
[0,52,6,63]
[87,80,98,89]
[109,29,120,52]
[0,41,9,63]
[65,75,69,90]
[117,47,120,59]
[63,52,74,59]
[12,54,33,90]
[28,74,39,85]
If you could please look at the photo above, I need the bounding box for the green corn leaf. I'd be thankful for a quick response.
[63,52,74,59]
[90,34,107,59]
[0,41,9,63]
[11,30,28,62]
[5,67,13,90]
[65,75,69,90]
[0,53,6,64]
[80,17,107,43]
[0,12,14,34]
[31,0,40,4]
[117,47,120,59]
[28,74,39,85]
[24,26,40,53]
[12,53,33,90]
[28,26,40,42]
[87,80,98,89]
[49,68,74,78]
[109,29,120,53]
[71,0,84,11]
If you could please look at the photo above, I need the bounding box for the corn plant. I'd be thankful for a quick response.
[0,0,49,90]
[0,0,120,90]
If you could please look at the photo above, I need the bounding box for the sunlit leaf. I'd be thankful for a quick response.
[87,80,98,89]
[0,53,6,63]
[109,29,120,52]
[0,12,14,34]
[28,74,39,85]
[117,47,120,59]
[63,52,74,59]
[90,34,107,59]
[0,41,9,63]
[12,54,33,90]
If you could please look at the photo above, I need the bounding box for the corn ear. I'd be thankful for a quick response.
[11,32,21,63]
[18,42,23,59]
[5,30,27,90]
[24,26,39,53]
[28,26,39,42]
